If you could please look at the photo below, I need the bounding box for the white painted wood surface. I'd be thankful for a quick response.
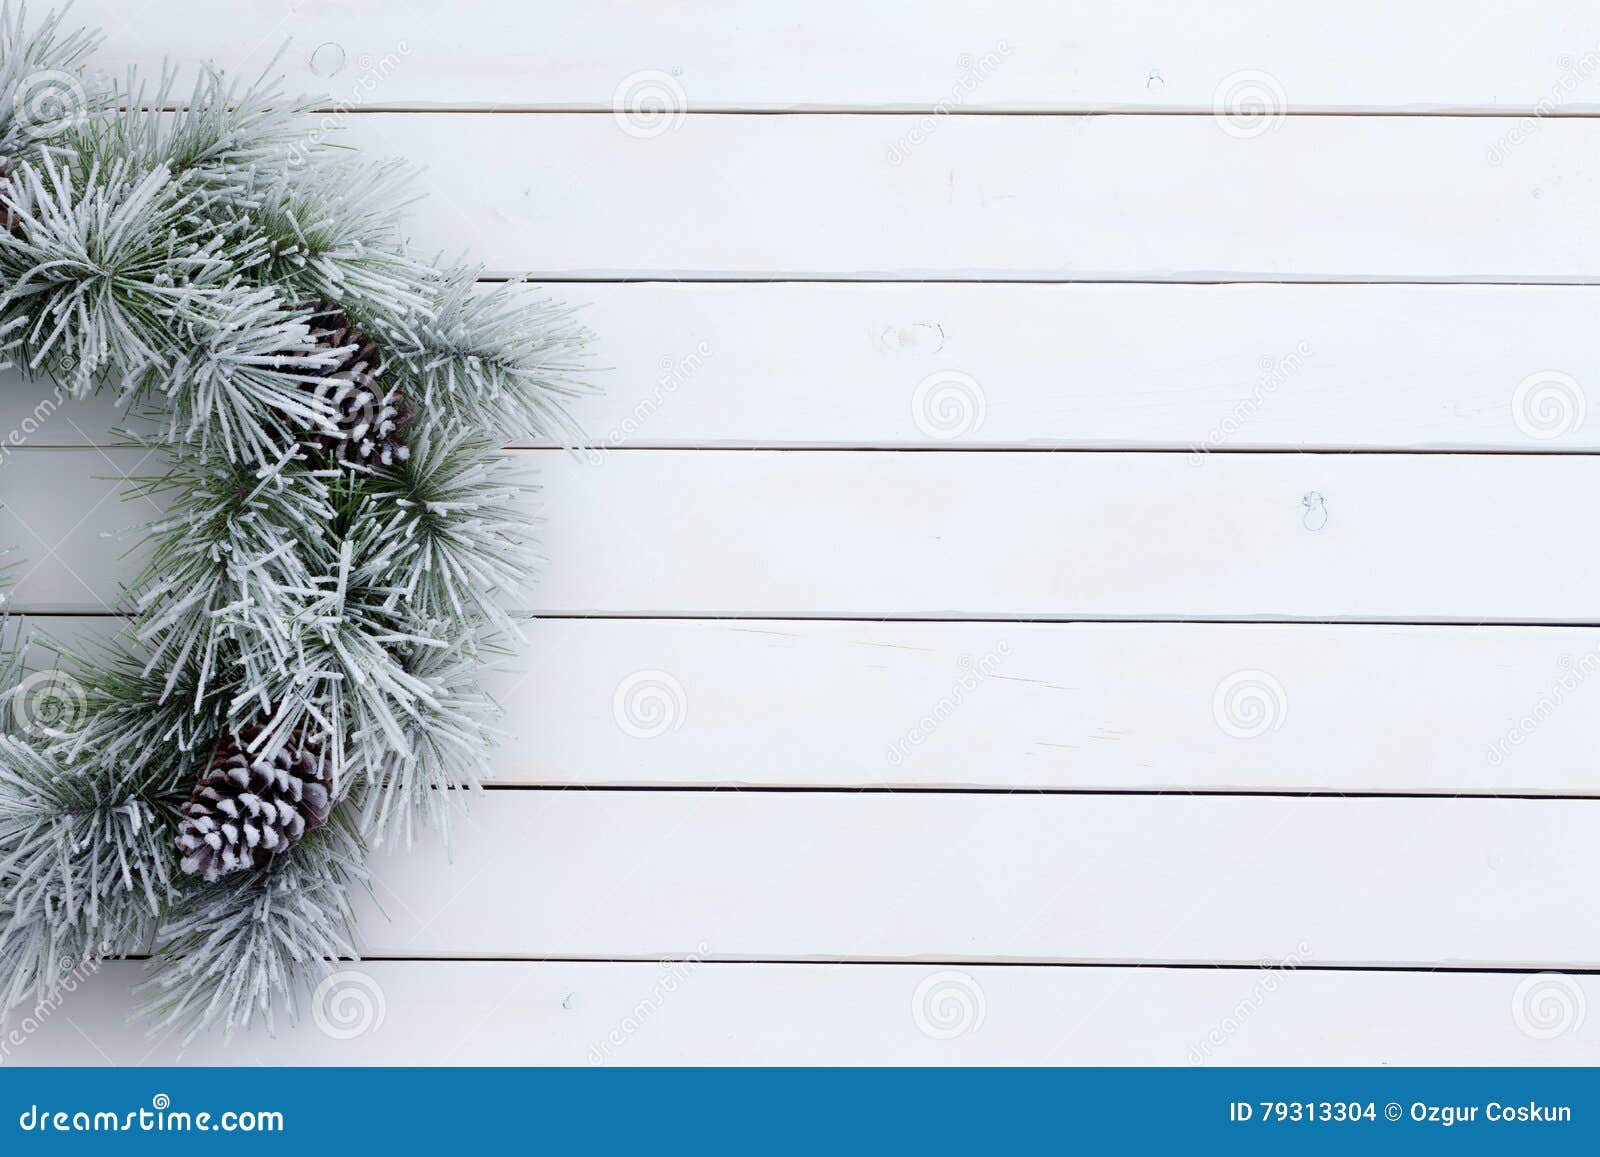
[15,962,1600,1066]
[9,284,1600,451]
[21,616,1600,793]
[10,449,1600,622]
[21,617,1600,793]
[327,113,1600,281]
[348,792,1599,966]
[67,1,1600,114]
[6,3,1599,1067]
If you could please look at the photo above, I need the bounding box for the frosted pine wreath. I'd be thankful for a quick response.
[0,8,588,1040]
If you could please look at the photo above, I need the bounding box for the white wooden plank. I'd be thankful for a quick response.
[543,283,1600,452]
[66,0,1600,114]
[12,960,1599,1066]
[23,616,1600,794]
[485,620,1600,793]
[330,113,1600,281]
[11,449,1600,620]
[529,451,1600,621]
[11,284,1600,452]
[352,792,1600,966]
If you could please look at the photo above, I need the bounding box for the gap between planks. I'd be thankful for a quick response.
[83,954,1600,976]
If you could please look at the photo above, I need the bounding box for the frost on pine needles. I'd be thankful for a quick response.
[0,5,591,1043]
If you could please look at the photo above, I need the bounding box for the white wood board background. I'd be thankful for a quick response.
[9,1,1600,1065]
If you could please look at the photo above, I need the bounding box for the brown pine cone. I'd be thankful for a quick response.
[300,301,412,467]
[176,726,333,882]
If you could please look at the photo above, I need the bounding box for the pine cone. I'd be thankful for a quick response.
[176,726,333,882]
[300,301,412,467]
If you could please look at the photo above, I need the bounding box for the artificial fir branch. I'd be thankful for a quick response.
[137,813,366,1044]
[0,3,590,1041]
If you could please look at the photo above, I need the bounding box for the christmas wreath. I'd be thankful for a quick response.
[0,8,587,1040]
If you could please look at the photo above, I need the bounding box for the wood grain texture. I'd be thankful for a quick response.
[318,113,1600,281]
[7,284,1600,451]
[10,449,1600,621]
[23,616,1599,793]
[12,961,1598,1066]
[67,0,1600,114]
[345,792,1600,967]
